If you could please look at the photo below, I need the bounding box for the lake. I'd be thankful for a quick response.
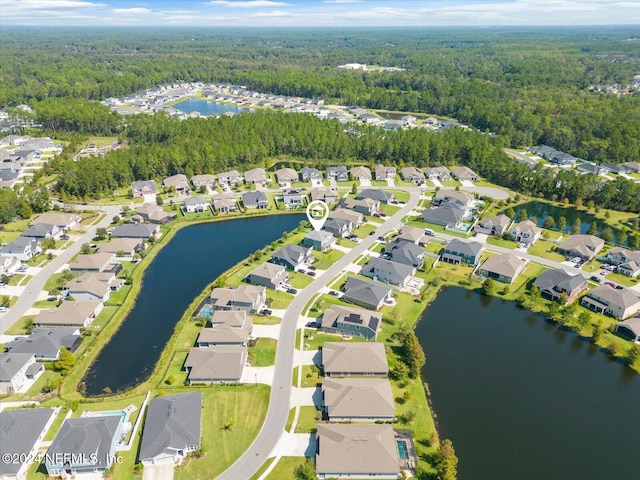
[81,214,303,396]
[512,201,626,245]
[416,287,639,480]
[172,98,248,116]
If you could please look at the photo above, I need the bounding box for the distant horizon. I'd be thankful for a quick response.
[1,0,639,27]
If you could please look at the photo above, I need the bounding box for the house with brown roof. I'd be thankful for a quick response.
[162,174,190,194]
[322,377,395,422]
[136,204,177,224]
[69,252,117,274]
[396,225,428,246]
[244,167,267,187]
[322,342,389,377]
[208,285,266,313]
[606,247,640,267]
[64,274,112,303]
[432,190,474,209]
[320,305,382,340]
[183,346,247,384]
[475,215,511,236]
[614,317,640,343]
[316,424,400,479]
[217,170,242,186]
[31,212,80,231]
[557,235,605,261]
[34,301,103,328]
[340,197,380,216]
[581,285,640,320]
[330,208,363,227]
[374,165,396,180]
[275,167,298,186]
[509,220,542,246]
[212,197,237,213]
[97,238,144,258]
[450,166,478,181]
[400,167,425,184]
[191,174,216,191]
[350,166,372,181]
[478,253,526,284]
[196,310,252,347]
[246,262,288,290]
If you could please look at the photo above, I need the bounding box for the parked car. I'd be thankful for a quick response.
[605,282,616,288]
[369,231,376,235]
[329,290,340,296]
[424,228,435,236]
[61,234,70,240]
[0,283,7,288]
[0,306,7,313]
[615,285,625,290]
[262,309,273,315]
[308,265,317,271]
[306,271,316,277]
[379,212,387,217]
[378,236,386,241]
[589,276,602,283]
[287,287,298,294]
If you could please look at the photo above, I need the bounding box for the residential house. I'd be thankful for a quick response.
[65,274,112,303]
[22,223,60,240]
[242,191,269,209]
[401,114,417,126]
[356,189,394,204]
[183,196,210,213]
[246,262,288,290]
[183,346,247,384]
[478,253,526,284]
[34,301,103,328]
[475,215,511,236]
[420,204,466,229]
[162,174,190,194]
[581,285,640,320]
[441,238,484,265]
[282,188,305,209]
[606,247,640,266]
[341,277,392,311]
[310,187,339,204]
[576,162,608,176]
[97,238,144,258]
[197,310,252,347]
[136,204,176,224]
[322,342,389,377]
[323,217,352,238]
[139,392,202,466]
[341,197,380,216]
[330,208,363,227]
[131,180,157,199]
[322,378,395,422]
[450,166,478,181]
[557,235,605,261]
[321,305,382,340]
[327,166,349,182]
[316,424,399,480]
[275,168,298,186]
[425,166,452,181]
[244,167,267,187]
[0,237,41,261]
[208,285,266,313]
[0,408,55,480]
[5,328,81,361]
[0,353,43,394]
[374,165,396,181]
[69,252,117,274]
[350,166,372,181]
[191,174,216,191]
[111,223,160,239]
[45,416,124,478]
[360,257,415,286]
[619,261,640,278]
[31,213,80,231]
[384,239,425,268]
[614,317,640,343]
[533,269,588,304]
[530,145,557,159]
[550,151,578,166]
[217,170,242,186]
[602,163,629,175]
[432,190,474,208]
[303,230,336,252]
[270,244,314,271]
[623,161,640,173]
[300,167,322,183]
[400,167,425,184]
[0,255,20,277]
[396,225,428,245]
[509,220,542,246]
[209,197,235,214]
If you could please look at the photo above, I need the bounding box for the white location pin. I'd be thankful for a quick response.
[306,200,330,231]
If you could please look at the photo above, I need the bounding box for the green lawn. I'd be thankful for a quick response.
[249,338,277,367]
[285,406,320,433]
[605,271,639,287]
[379,203,400,216]
[312,249,345,270]
[82,136,118,148]
[296,326,367,351]
[354,223,378,238]
[263,457,310,480]
[267,289,294,309]
[393,191,410,203]
[527,240,566,262]
[288,271,314,289]
[32,299,58,309]
[425,242,444,254]
[4,315,35,335]
[252,314,282,325]
[486,236,518,249]
[292,364,323,388]
[0,217,30,244]
[162,350,190,386]
[405,217,470,238]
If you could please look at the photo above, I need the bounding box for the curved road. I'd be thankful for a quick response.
[216,189,422,480]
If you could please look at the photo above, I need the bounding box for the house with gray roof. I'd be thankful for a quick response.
[375,165,396,180]
[111,223,159,239]
[475,214,510,236]
[384,239,425,268]
[618,260,640,278]
[162,174,190,194]
[139,392,202,466]
[581,285,640,320]
[323,217,352,238]
[217,170,242,186]
[322,378,395,422]
[510,220,542,246]
[310,186,339,204]
[557,235,605,261]
[242,191,268,209]
[136,204,176,224]
[533,269,587,304]
[614,317,640,343]
[432,190,474,208]
[275,167,298,186]
[420,204,466,229]
[0,353,43,394]
[0,236,41,261]
[6,328,81,361]
[356,189,394,204]
[330,208,363,227]
[400,167,425,184]
[301,167,322,183]
[606,247,640,267]
[22,222,60,240]
[191,174,216,190]
[303,230,336,252]
[441,238,484,265]
[208,285,266,313]
[425,166,452,181]
[478,253,526,284]
[131,180,157,198]
[282,188,305,209]
[246,262,288,290]
[184,346,247,384]
[316,424,400,479]
[183,196,210,213]
[0,408,56,480]
[360,257,415,286]
[31,213,80,231]
[340,197,379,216]
[34,301,103,328]
[322,342,389,377]
[244,167,267,186]
[327,166,349,181]
[320,305,382,340]
[341,277,393,311]
[45,416,124,477]
[350,166,372,181]
[270,244,313,271]
[451,166,478,181]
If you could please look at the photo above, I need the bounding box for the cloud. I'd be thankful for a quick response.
[252,9,298,16]
[323,0,363,3]
[207,0,292,7]
[1,0,106,8]
[112,7,152,14]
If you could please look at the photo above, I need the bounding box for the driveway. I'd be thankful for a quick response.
[290,386,322,407]
[241,366,275,385]
[294,349,321,366]
[142,461,174,480]
[252,324,281,340]
[271,432,316,457]
[462,186,510,200]
[359,179,371,187]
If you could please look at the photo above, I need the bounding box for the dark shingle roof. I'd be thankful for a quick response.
[111,224,157,238]
[356,189,393,203]
[6,328,80,359]
[533,269,586,294]
[342,277,391,309]
[420,204,466,225]
[445,238,484,258]
[0,408,55,476]
[0,353,34,381]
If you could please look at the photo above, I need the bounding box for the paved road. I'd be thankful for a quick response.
[0,206,120,334]
[215,190,421,480]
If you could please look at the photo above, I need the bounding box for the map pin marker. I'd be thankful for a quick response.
[306,200,330,231]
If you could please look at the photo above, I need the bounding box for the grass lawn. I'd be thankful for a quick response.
[371,180,388,186]
[82,136,118,148]
[162,350,190,386]
[486,236,518,249]
[605,271,639,288]
[252,314,282,325]
[0,217,30,244]
[263,457,310,480]
[582,258,603,273]
[441,180,462,187]
[174,385,270,480]
[405,217,469,238]
[288,272,314,289]
[249,338,277,367]
[354,223,378,239]
[32,299,58,309]
[24,371,62,397]
[506,263,546,299]
[7,273,29,286]
[312,249,345,270]
[285,406,320,433]
[336,237,358,248]
[393,191,410,203]
[296,325,366,351]
[292,364,322,388]
[267,289,294,309]
[527,240,566,262]
[379,203,400,216]
[4,315,35,335]
[43,271,73,292]
[353,254,370,266]
[425,242,444,254]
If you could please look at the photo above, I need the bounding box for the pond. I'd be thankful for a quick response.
[172,98,248,116]
[81,214,303,396]
[511,201,626,245]
[416,287,639,480]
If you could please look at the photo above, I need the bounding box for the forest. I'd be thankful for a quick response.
[1,27,639,163]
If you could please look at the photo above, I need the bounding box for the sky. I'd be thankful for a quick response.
[1,0,639,27]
